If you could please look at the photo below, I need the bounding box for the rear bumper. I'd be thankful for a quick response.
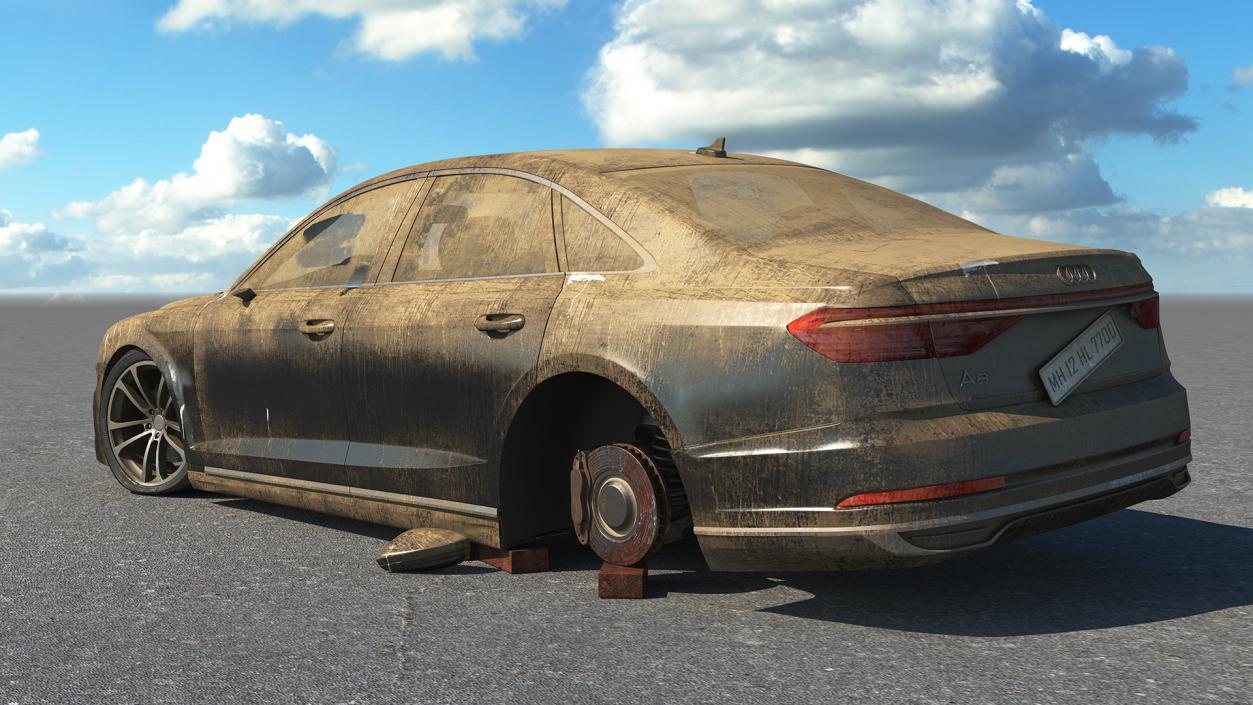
[694,449,1189,571]
[677,373,1191,571]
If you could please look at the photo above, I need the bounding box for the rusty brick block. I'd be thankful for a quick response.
[474,545,549,574]
[598,562,647,599]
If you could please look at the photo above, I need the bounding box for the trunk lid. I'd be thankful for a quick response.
[776,243,1164,411]
[890,250,1163,410]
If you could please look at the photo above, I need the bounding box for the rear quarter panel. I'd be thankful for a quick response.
[536,192,896,448]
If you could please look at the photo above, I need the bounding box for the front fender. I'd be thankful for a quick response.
[92,295,214,465]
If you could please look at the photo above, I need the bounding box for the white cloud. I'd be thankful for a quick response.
[1060,29,1132,66]
[0,210,77,256]
[1,206,293,293]
[0,210,89,288]
[942,151,1118,215]
[58,114,333,234]
[10,114,336,292]
[972,201,1253,260]
[156,0,565,61]
[586,0,1193,213]
[0,129,40,169]
[117,213,292,264]
[1205,187,1253,209]
[584,0,1249,290]
[1232,65,1253,90]
[73,214,295,292]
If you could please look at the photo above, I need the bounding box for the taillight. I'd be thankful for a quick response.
[1129,294,1160,329]
[787,308,1022,363]
[788,284,1158,363]
[836,475,1007,508]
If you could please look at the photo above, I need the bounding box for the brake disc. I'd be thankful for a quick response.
[577,443,671,566]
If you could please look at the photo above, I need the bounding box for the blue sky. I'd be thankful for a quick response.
[1,0,1250,293]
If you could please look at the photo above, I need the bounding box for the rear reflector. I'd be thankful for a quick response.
[1177,427,1191,444]
[837,476,1007,508]
[1129,294,1161,329]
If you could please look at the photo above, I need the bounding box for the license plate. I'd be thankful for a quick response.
[1039,311,1123,406]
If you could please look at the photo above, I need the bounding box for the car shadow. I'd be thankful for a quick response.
[643,509,1253,636]
[206,497,502,575]
[210,497,402,541]
[203,494,1250,636]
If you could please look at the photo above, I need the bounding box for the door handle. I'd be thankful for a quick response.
[475,313,525,335]
[298,319,336,336]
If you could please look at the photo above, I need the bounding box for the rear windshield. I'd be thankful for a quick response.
[615,165,985,247]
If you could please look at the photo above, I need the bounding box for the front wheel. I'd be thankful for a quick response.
[97,350,189,494]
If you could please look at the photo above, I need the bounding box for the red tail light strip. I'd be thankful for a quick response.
[810,282,1155,324]
[788,283,1157,363]
[1128,293,1161,329]
[836,475,1007,508]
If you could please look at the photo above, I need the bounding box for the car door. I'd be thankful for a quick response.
[340,173,563,511]
[191,179,422,485]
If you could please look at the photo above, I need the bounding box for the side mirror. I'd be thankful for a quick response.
[231,286,257,303]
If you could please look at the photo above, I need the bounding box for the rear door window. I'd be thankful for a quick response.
[392,174,558,282]
[560,196,643,272]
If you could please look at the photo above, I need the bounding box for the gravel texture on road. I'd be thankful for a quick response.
[0,296,1249,705]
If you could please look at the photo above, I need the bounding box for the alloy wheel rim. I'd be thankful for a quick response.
[106,361,187,486]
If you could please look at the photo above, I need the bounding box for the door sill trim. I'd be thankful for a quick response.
[203,465,498,519]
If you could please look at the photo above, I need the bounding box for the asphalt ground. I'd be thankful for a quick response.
[0,296,1249,705]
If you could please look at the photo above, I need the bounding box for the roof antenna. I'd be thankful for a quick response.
[695,137,727,158]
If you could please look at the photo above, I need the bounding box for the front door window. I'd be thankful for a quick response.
[248,180,418,290]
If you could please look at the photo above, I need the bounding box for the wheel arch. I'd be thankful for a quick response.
[94,320,196,468]
[494,357,684,547]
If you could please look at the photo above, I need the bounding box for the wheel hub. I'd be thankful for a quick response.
[596,478,637,534]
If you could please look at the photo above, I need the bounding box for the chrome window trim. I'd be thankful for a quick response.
[212,272,576,300]
[228,166,657,294]
[203,465,499,520]
[370,271,567,289]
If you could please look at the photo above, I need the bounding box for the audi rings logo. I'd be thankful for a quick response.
[1056,263,1097,285]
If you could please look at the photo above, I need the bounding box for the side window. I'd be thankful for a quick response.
[392,174,557,282]
[247,181,418,290]
[561,196,644,272]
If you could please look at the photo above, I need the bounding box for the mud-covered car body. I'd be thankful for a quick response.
[93,149,1191,570]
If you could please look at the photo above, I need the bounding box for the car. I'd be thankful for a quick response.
[92,143,1192,571]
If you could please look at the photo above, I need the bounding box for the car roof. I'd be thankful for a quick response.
[349,148,811,192]
[507,149,807,174]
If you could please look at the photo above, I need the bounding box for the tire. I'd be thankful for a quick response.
[97,349,190,494]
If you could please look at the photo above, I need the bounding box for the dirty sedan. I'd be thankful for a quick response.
[92,145,1192,571]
